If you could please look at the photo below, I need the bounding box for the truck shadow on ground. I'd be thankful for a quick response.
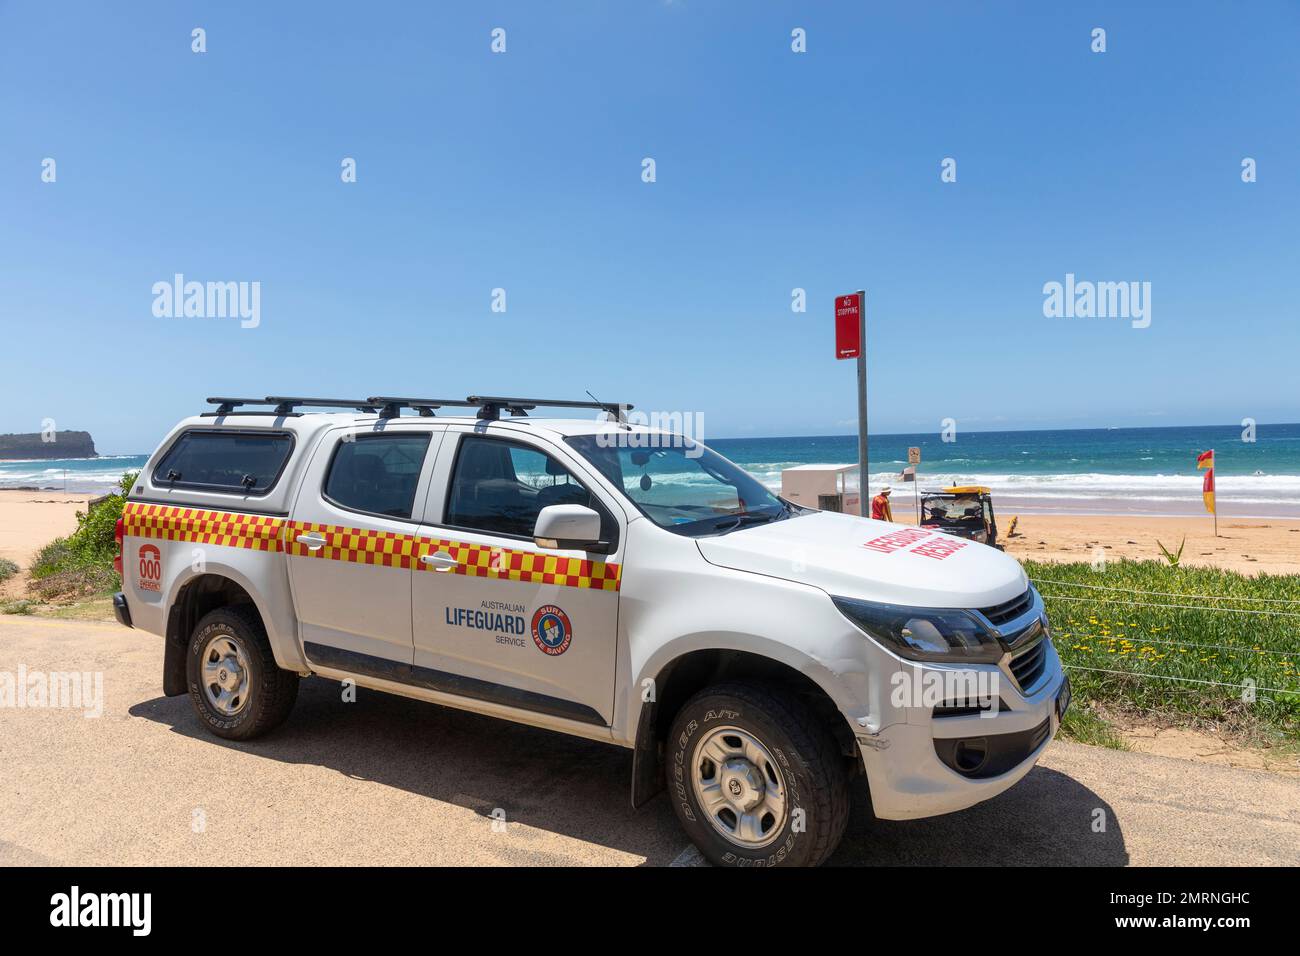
[130,676,1129,866]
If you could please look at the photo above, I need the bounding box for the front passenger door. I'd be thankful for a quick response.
[411,431,623,728]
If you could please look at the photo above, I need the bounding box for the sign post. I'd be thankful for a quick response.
[835,291,868,516]
[907,446,921,522]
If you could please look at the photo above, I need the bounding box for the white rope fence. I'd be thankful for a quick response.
[1061,664,1300,697]
[1032,578,1300,605]
[1055,631,1299,658]
[1030,578,1300,699]
[1034,593,1300,618]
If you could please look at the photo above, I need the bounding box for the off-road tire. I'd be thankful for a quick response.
[666,681,850,867]
[187,605,298,740]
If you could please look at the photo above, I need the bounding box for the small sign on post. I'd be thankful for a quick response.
[906,448,921,522]
[835,290,868,516]
[834,294,861,359]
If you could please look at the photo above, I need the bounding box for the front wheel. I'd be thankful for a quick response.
[186,605,298,740]
[666,682,850,866]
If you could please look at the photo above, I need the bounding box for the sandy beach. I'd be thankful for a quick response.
[859,499,1298,575]
[0,490,93,599]
[997,513,1300,575]
[878,507,1298,576]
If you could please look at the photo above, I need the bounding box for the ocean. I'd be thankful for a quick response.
[708,423,1300,518]
[3,423,1297,517]
[0,455,150,495]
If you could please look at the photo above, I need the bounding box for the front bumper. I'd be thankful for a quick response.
[857,640,1067,821]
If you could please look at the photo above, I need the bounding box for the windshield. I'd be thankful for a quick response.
[922,496,983,522]
[566,434,791,536]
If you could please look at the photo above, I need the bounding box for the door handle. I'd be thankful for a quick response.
[296,532,326,550]
[420,551,459,571]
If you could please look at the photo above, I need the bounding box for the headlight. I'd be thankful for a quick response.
[832,596,1003,664]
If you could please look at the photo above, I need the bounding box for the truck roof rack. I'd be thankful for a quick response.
[204,396,381,416]
[366,396,481,419]
[263,397,383,415]
[205,397,274,415]
[203,395,634,422]
[466,395,632,423]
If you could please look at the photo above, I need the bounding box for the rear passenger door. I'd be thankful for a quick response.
[287,424,444,669]
[410,428,624,728]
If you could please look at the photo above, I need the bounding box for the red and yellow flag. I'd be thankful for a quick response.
[1197,450,1215,513]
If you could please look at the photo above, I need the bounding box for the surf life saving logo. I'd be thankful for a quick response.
[531,605,573,656]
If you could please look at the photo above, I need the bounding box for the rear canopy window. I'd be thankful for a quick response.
[154,430,293,495]
[323,433,431,519]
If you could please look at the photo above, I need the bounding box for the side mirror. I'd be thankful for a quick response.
[534,504,605,551]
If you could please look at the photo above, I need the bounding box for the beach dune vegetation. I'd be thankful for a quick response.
[28,471,137,601]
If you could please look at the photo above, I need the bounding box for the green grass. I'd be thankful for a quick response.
[0,599,36,615]
[32,595,116,621]
[1024,559,1300,743]
[1058,704,1129,750]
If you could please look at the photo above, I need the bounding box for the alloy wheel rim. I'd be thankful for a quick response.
[690,725,788,849]
[201,633,251,717]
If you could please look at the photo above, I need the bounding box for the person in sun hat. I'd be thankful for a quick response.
[871,484,894,522]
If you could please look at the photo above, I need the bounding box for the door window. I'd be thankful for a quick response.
[445,436,599,538]
[322,432,431,519]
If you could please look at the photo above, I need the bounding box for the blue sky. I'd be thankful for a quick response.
[2,1,1297,454]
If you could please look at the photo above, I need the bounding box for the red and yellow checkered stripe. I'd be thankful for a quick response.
[123,503,285,552]
[416,535,621,591]
[285,521,420,569]
[122,504,621,591]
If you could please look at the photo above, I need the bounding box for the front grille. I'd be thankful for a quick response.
[1009,638,1048,691]
[980,588,1034,626]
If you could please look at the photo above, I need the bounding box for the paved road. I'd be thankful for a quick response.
[1,616,1297,866]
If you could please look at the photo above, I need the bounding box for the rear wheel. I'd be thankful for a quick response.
[186,605,298,740]
[666,682,850,866]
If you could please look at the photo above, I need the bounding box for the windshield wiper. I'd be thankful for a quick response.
[710,510,782,534]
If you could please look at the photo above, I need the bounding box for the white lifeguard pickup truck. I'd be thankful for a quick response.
[113,394,1068,867]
